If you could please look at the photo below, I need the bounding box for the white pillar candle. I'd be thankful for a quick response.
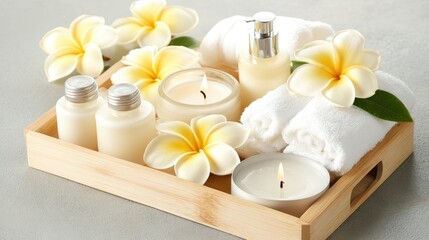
[157,68,241,123]
[231,153,329,217]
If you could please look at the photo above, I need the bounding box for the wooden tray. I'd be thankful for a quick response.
[24,62,414,240]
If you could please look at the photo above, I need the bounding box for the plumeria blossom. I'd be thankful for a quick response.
[40,15,118,82]
[144,115,250,184]
[287,29,381,107]
[113,0,198,48]
[111,46,200,105]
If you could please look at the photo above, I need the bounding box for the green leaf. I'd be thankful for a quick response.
[169,36,200,49]
[353,90,413,122]
[291,60,307,73]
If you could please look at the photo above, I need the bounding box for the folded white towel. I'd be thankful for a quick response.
[282,71,415,175]
[199,16,334,77]
[237,84,310,158]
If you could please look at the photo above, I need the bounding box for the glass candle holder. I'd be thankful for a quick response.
[157,68,241,123]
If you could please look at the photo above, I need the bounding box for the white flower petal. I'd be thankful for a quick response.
[44,47,80,82]
[111,66,154,84]
[76,43,103,77]
[139,81,160,106]
[175,151,210,184]
[130,0,166,25]
[122,47,156,77]
[287,64,333,96]
[112,17,144,45]
[70,15,105,42]
[81,25,118,49]
[204,142,240,175]
[159,6,199,35]
[157,65,183,80]
[205,122,249,148]
[295,42,336,74]
[134,79,156,90]
[332,29,365,70]
[301,40,330,48]
[157,121,198,149]
[191,115,227,144]
[344,66,378,98]
[322,76,356,107]
[137,21,171,48]
[362,49,381,71]
[39,27,77,54]
[144,134,194,169]
[154,46,200,73]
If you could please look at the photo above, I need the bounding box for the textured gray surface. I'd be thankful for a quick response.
[1,0,428,239]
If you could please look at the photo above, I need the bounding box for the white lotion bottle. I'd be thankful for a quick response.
[56,75,103,150]
[239,12,290,109]
[96,83,156,164]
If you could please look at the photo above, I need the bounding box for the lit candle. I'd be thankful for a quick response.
[166,74,230,105]
[231,153,330,217]
[278,162,285,189]
[157,68,241,123]
[200,74,208,102]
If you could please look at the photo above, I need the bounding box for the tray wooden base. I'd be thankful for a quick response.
[24,62,414,240]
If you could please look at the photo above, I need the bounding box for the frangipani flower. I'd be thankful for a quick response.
[40,15,118,82]
[111,46,200,105]
[144,115,250,184]
[287,29,381,107]
[113,0,198,48]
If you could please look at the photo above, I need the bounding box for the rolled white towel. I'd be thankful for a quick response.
[237,84,310,158]
[199,16,334,77]
[282,71,415,175]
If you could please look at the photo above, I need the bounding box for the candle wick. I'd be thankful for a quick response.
[200,90,207,99]
[280,181,285,189]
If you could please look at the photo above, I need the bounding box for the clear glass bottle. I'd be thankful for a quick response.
[96,83,156,164]
[56,75,104,150]
[239,12,291,109]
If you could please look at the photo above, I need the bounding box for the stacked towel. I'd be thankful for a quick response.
[282,71,415,176]
[237,84,310,158]
[199,16,334,77]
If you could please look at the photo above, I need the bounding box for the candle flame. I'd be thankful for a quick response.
[201,74,208,92]
[278,162,285,188]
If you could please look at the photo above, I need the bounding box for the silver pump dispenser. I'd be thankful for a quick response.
[247,12,278,59]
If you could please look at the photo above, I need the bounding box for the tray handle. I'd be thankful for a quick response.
[299,158,385,240]
[349,161,383,208]
[300,123,413,240]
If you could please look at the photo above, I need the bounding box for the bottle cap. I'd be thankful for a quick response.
[248,11,278,58]
[65,75,98,103]
[108,83,141,111]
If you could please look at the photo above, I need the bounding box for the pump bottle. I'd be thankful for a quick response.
[239,12,290,109]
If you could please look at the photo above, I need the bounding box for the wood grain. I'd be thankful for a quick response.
[25,131,304,239]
